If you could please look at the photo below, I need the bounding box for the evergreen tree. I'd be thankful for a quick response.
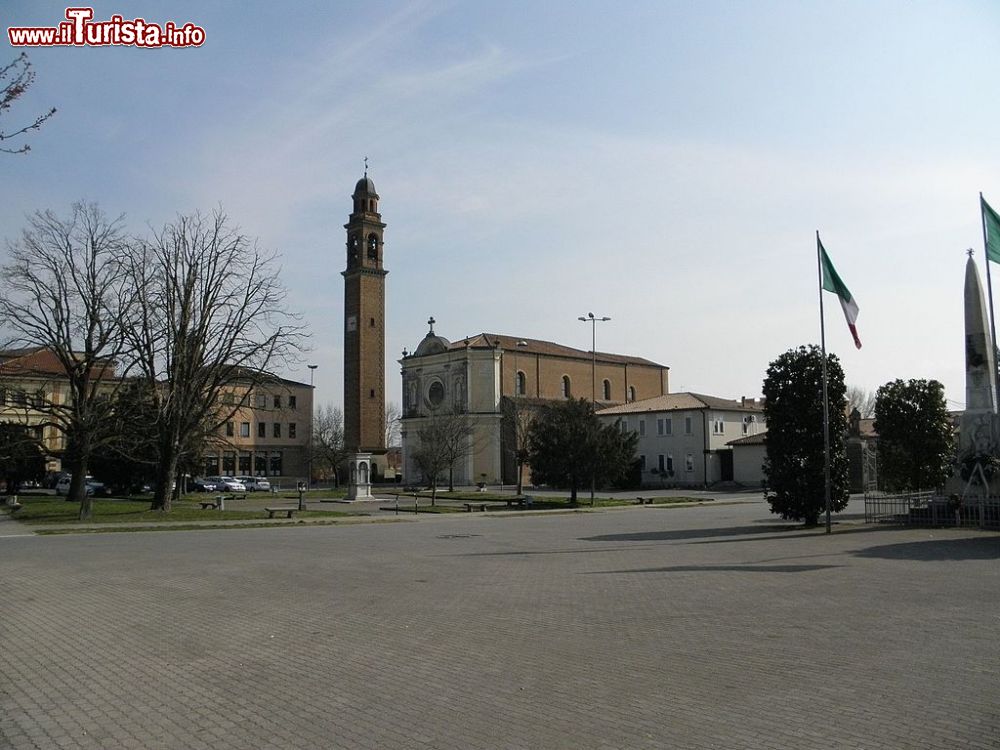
[874,379,953,491]
[527,398,637,504]
[762,345,849,525]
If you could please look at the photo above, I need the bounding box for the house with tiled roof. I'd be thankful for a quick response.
[399,320,669,486]
[597,392,766,487]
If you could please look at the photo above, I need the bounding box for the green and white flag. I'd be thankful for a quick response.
[818,236,861,350]
[983,195,1000,264]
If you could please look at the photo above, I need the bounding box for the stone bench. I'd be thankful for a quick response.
[634,497,655,505]
[265,506,299,519]
[199,501,220,510]
[463,503,487,512]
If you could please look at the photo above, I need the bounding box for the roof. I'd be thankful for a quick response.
[727,431,767,447]
[436,332,667,369]
[0,347,117,380]
[353,176,377,196]
[597,392,764,416]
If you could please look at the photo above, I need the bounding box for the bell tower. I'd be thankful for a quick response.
[343,168,387,455]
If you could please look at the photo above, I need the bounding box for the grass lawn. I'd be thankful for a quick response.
[383,490,713,512]
[7,496,350,524]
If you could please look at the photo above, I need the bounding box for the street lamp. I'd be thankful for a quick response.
[578,312,610,505]
[577,312,611,405]
[307,365,317,497]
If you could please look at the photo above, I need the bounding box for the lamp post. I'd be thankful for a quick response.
[512,340,528,495]
[578,312,610,505]
[307,365,317,496]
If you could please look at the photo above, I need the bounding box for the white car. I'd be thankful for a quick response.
[209,476,247,493]
[55,475,106,497]
[237,476,271,492]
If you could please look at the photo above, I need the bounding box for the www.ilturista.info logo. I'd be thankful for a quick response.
[8,7,205,48]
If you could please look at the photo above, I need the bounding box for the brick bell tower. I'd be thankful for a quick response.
[343,168,387,456]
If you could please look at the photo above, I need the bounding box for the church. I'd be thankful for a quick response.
[339,172,669,486]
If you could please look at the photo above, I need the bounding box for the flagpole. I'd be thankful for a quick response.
[817,231,832,534]
[981,192,1000,413]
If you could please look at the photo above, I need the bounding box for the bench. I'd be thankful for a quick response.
[634,497,655,505]
[199,501,220,510]
[265,506,299,519]
[463,503,487,512]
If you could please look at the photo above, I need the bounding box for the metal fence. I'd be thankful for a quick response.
[864,490,1000,529]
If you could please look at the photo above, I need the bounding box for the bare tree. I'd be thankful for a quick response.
[410,409,473,504]
[502,396,537,495]
[122,209,307,511]
[312,403,347,485]
[846,385,876,419]
[0,203,131,519]
[1,53,56,154]
[385,401,402,448]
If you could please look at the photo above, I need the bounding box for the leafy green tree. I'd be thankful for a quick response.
[874,379,953,491]
[762,345,849,525]
[527,398,637,504]
[0,422,46,492]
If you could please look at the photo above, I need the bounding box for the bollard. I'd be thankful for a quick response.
[395,498,399,516]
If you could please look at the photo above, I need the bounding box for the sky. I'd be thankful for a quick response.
[3,0,1000,412]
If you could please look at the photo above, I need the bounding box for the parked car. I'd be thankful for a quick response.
[207,476,246,493]
[190,478,217,493]
[237,476,271,492]
[55,475,107,497]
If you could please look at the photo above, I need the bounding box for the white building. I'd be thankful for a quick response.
[597,393,765,487]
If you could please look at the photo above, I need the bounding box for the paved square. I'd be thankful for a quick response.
[1,501,998,749]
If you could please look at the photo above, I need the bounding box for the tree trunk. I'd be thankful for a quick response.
[151,450,178,512]
[430,480,437,507]
[69,453,93,521]
[516,459,524,496]
[569,482,578,505]
[448,467,454,492]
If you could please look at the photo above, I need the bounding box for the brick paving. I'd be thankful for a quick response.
[1,501,998,749]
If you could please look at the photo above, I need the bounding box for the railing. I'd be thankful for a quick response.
[865,490,1000,529]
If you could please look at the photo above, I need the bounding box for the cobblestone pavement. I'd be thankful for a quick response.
[1,501,998,749]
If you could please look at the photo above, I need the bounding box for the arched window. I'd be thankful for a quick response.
[628,385,636,402]
[603,379,611,401]
[516,371,526,396]
[369,199,375,212]
[561,375,571,399]
[367,234,378,262]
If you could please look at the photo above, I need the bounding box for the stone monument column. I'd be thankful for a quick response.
[345,453,373,501]
[960,255,998,460]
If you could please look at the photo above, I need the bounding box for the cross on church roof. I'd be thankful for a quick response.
[427,316,436,334]
[967,247,975,259]
[364,156,369,177]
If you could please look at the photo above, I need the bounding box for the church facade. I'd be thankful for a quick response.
[399,325,669,486]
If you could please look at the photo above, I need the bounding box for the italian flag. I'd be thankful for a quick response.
[818,236,861,349]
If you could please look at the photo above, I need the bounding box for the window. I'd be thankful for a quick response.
[685,453,694,472]
[664,417,672,435]
[204,456,219,476]
[516,371,526,396]
[240,422,250,438]
[12,390,26,406]
[288,395,297,409]
[222,392,235,405]
[273,423,281,438]
[657,418,663,436]
[223,453,236,474]
[639,455,646,471]
[658,454,665,472]
[269,451,283,476]
[628,386,636,402]
[289,423,297,439]
[256,394,267,409]
[225,421,234,437]
[370,389,375,398]
[684,416,693,435]
[603,379,611,401]
[255,453,267,475]
[273,395,281,408]
[713,417,724,435]
[258,422,266,438]
[561,375,571,398]
[639,419,646,437]
[666,455,674,473]
[370,317,375,327]
[239,453,251,473]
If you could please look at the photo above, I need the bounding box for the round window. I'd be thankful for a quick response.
[428,381,445,407]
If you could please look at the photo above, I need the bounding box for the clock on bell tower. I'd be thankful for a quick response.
[342,168,387,455]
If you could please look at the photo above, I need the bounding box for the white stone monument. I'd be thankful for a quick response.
[345,453,373,501]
